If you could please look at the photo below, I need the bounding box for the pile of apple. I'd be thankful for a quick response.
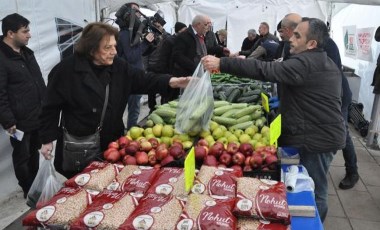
[103,136,187,167]
[194,140,278,172]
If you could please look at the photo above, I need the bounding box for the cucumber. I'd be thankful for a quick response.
[227,88,241,102]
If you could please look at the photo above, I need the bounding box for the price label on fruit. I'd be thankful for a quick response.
[269,114,281,147]
[261,93,270,113]
[184,147,196,192]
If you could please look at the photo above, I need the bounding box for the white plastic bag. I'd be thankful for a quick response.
[26,159,62,208]
[285,165,315,193]
[175,63,214,134]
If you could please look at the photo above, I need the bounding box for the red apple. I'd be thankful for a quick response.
[250,153,263,169]
[148,151,157,166]
[125,144,139,155]
[161,155,175,166]
[156,146,168,161]
[197,139,209,147]
[123,155,137,165]
[239,143,253,156]
[169,145,184,159]
[227,142,239,155]
[204,155,218,167]
[119,148,127,158]
[118,136,129,148]
[232,152,245,166]
[243,165,253,172]
[153,164,161,169]
[104,149,120,163]
[135,151,149,165]
[194,146,207,161]
[140,141,153,152]
[108,141,119,150]
[148,138,159,149]
[231,165,243,177]
[171,141,183,149]
[129,140,140,149]
[208,142,224,158]
[245,156,252,166]
[219,152,232,166]
[157,143,168,150]
[265,146,277,155]
[265,155,278,170]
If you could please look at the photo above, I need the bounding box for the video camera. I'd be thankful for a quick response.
[140,11,166,35]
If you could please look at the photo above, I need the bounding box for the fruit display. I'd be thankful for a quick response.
[194,140,278,172]
[103,125,193,167]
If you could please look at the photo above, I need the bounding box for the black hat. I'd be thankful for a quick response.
[175,22,187,33]
[375,26,380,42]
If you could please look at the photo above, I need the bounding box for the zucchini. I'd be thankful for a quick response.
[214,100,230,108]
[212,116,237,126]
[214,104,233,116]
[221,109,239,118]
[236,115,252,123]
[148,113,164,125]
[230,121,254,130]
[154,108,177,118]
[234,105,261,119]
[190,98,213,120]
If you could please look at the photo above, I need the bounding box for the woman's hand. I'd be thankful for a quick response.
[169,76,192,88]
[41,142,54,160]
[201,55,221,72]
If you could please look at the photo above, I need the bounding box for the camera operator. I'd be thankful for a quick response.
[115,2,155,130]
[142,11,171,113]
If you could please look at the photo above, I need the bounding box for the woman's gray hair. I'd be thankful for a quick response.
[248,29,256,35]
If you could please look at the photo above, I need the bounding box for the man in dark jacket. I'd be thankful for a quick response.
[172,15,210,77]
[0,13,46,198]
[203,17,345,222]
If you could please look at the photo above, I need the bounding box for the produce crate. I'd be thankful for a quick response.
[242,162,281,181]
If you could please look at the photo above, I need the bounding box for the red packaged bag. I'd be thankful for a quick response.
[65,161,121,191]
[22,187,99,228]
[146,167,187,196]
[237,218,290,230]
[191,166,240,199]
[107,165,159,194]
[177,194,236,230]
[119,193,185,230]
[234,178,290,225]
[70,190,140,229]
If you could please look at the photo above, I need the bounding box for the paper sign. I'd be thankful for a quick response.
[184,147,195,192]
[261,93,269,113]
[269,114,281,147]
[6,129,24,141]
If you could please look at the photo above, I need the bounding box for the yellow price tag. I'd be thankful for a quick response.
[184,147,196,192]
[261,93,270,113]
[269,114,282,147]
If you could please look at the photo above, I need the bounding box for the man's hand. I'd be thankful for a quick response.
[169,77,191,88]
[41,142,54,160]
[145,33,155,43]
[201,55,221,72]
[7,125,16,135]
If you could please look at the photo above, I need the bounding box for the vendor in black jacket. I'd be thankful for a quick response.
[39,22,189,178]
[202,17,345,222]
[0,13,46,198]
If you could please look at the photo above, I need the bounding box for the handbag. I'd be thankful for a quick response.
[62,84,109,172]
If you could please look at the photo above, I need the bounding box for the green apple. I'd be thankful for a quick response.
[255,141,266,150]
[162,125,174,137]
[161,136,172,146]
[179,134,190,142]
[204,135,215,146]
[219,125,227,132]
[145,119,154,128]
[252,133,262,141]
[183,140,193,150]
[227,134,239,144]
[200,130,211,138]
[249,139,258,148]
[130,126,143,140]
[234,129,244,138]
[239,133,251,143]
[209,121,219,132]
[145,134,155,140]
[245,127,256,137]
[212,127,224,140]
[261,126,270,135]
[224,131,233,138]
[152,124,163,137]
[217,137,228,146]
[252,125,259,134]
[143,128,153,137]
[261,137,269,146]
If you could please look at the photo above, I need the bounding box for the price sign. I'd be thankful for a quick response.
[184,147,195,192]
[261,93,270,113]
[269,114,282,147]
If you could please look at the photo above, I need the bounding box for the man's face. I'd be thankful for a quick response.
[92,35,117,66]
[277,28,285,40]
[258,24,268,36]
[281,25,294,41]
[195,17,211,35]
[248,33,256,41]
[289,21,311,55]
[11,26,31,47]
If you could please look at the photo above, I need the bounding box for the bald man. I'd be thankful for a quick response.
[276,13,302,59]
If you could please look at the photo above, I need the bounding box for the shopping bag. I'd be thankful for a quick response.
[175,63,214,134]
[26,159,63,208]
